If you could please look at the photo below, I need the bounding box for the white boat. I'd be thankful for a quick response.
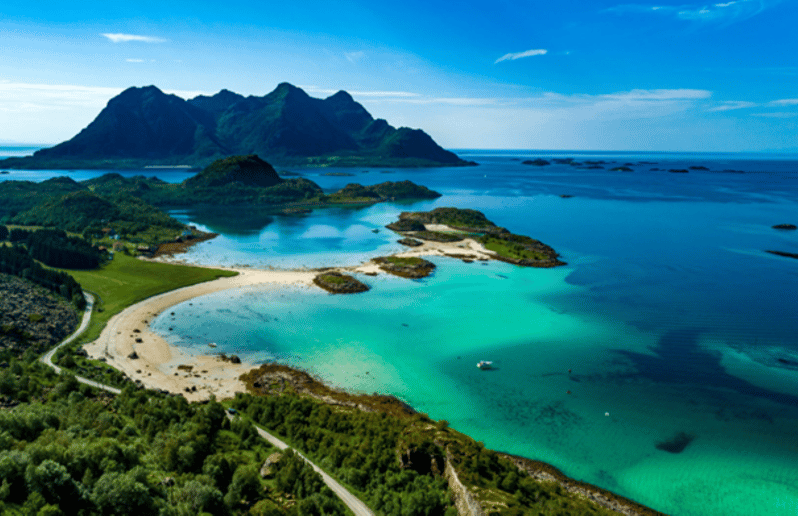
[477,360,494,370]
[208,342,217,348]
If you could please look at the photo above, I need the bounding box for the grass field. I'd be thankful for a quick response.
[64,253,237,343]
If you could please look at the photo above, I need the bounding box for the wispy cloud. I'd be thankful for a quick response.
[601,89,712,100]
[606,0,775,22]
[101,33,167,43]
[769,98,798,106]
[752,112,798,118]
[344,51,365,63]
[708,100,758,111]
[126,58,145,63]
[495,48,547,64]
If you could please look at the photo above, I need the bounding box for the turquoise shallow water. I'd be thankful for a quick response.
[6,150,798,514]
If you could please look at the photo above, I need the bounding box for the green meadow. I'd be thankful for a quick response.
[64,253,237,343]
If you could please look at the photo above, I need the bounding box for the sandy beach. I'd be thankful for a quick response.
[83,232,495,401]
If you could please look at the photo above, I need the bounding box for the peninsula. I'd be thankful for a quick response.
[0,84,477,169]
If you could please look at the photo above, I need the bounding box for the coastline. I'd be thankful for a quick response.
[83,233,497,401]
[79,235,667,515]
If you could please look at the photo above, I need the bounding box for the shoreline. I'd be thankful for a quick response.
[83,233,497,401]
[80,236,665,515]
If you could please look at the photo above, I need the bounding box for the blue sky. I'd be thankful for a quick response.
[1,0,796,151]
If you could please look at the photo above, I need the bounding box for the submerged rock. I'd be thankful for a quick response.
[655,432,694,453]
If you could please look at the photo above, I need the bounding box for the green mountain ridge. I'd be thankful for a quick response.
[1,83,476,169]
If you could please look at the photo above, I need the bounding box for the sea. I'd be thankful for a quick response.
[3,146,798,515]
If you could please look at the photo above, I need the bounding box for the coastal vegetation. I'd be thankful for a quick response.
[0,84,475,169]
[236,364,651,516]
[0,358,346,515]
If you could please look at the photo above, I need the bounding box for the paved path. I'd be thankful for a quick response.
[229,415,375,516]
[40,294,122,395]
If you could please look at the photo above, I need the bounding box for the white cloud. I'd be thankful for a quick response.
[606,0,774,22]
[708,100,757,111]
[101,33,167,43]
[769,98,798,106]
[601,89,712,101]
[495,48,547,64]
[752,112,798,118]
[344,51,365,63]
[126,58,145,63]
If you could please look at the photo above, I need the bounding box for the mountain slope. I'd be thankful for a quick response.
[2,84,474,169]
[34,86,228,161]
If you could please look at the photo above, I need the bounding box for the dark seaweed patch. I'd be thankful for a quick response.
[655,432,694,453]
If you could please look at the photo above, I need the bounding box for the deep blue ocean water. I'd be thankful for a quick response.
[4,147,798,515]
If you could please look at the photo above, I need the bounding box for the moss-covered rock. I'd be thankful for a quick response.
[313,271,370,293]
[373,256,436,278]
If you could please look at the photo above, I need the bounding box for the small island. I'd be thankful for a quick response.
[372,256,436,278]
[773,224,797,230]
[312,271,370,293]
[521,158,551,166]
[386,207,566,268]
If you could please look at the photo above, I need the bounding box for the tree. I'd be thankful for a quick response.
[91,471,156,516]
[224,465,261,507]
[25,459,85,514]
[0,225,8,241]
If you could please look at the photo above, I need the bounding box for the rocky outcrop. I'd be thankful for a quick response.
[313,271,370,294]
[500,453,667,516]
[397,237,424,247]
[385,219,426,232]
[444,454,486,516]
[0,274,78,355]
[373,257,436,278]
[773,224,797,230]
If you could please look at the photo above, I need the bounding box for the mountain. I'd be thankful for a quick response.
[2,84,475,169]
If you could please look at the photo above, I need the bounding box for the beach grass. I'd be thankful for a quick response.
[63,253,237,343]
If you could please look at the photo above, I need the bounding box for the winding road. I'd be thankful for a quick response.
[40,294,121,395]
[41,293,373,515]
[249,418,375,516]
